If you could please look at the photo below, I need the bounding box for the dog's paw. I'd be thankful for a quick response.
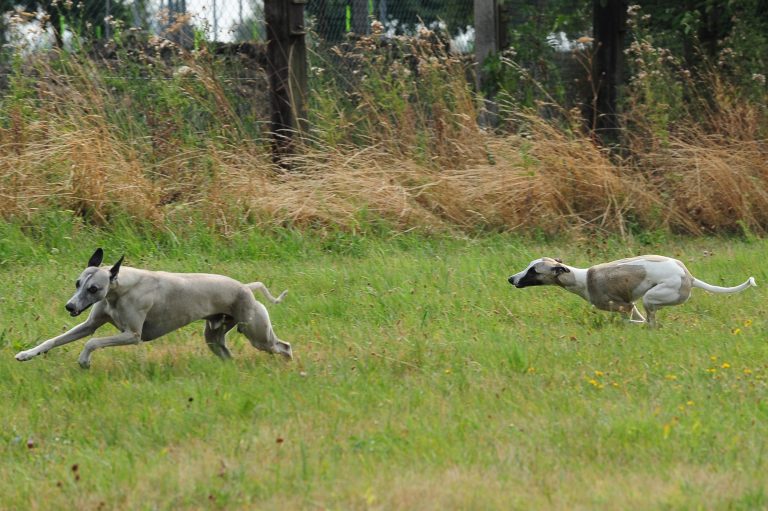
[77,354,91,369]
[15,350,36,362]
[275,340,293,360]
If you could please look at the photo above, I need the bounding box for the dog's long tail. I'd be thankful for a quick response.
[692,276,756,294]
[247,282,288,304]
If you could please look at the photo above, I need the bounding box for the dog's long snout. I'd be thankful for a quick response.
[508,276,516,285]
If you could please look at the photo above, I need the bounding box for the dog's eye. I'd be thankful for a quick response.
[87,286,99,293]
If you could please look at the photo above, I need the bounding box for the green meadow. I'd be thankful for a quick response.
[2,223,768,510]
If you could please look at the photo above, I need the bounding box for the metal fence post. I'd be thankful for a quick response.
[351,0,369,34]
[105,0,111,39]
[265,0,308,169]
[378,0,387,24]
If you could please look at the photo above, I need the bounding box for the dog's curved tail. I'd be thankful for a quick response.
[247,282,288,304]
[692,276,756,294]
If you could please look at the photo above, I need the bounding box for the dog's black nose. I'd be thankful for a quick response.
[508,277,515,284]
[65,303,76,313]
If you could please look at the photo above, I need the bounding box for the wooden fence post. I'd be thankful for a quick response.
[474,0,500,127]
[265,0,308,169]
[591,0,627,143]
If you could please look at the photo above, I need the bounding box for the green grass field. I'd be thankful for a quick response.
[2,228,768,510]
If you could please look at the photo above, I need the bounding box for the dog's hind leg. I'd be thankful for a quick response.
[642,284,686,328]
[204,316,236,359]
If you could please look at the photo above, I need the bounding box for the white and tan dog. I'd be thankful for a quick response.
[508,255,756,326]
[15,248,292,368]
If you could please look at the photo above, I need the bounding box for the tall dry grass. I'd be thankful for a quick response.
[3,106,767,237]
[1,31,767,238]
[0,114,160,224]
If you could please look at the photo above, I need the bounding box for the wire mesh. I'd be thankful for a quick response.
[309,0,473,50]
[168,0,474,47]
[2,1,473,48]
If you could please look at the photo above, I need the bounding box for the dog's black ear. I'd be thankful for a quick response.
[553,265,570,274]
[88,248,104,268]
[110,255,124,281]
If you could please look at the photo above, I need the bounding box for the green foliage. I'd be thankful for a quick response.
[3,51,39,123]
[489,0,767,136]
[620,3,767,151]
[623,16,687,142]
[307,27,480,165]
[0,0,144,46]
[3,28,268,158]
[630,1,768,127]
[487,0,590,109]
[633,0,768,73]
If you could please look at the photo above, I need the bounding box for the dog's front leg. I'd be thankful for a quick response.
[16,314,107,362]
[77,331,141,369]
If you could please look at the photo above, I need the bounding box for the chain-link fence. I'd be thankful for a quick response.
[2,1,473,50]
[165,0,474,47]
[153,0,474,51]
[308,1,473,51]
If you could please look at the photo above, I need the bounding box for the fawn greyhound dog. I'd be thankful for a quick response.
[508,255,756,326]
[15,248,292,368]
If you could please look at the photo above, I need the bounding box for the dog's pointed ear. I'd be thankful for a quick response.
[87,248,104,268]
[553,265,570,275]
[110,255,125,281]
[555,258,563,263]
